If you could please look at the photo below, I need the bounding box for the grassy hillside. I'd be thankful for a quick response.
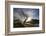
[13,19,39,28]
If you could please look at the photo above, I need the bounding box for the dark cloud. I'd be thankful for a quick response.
[13,8,39,21]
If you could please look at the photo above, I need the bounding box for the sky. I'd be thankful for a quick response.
[13,8,39,22]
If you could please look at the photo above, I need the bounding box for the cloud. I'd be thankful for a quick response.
[13,8,39,22]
